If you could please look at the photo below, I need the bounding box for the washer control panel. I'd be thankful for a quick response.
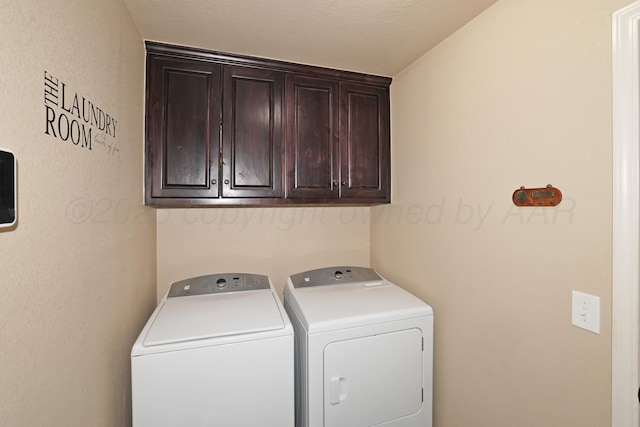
[167,273,270,297]
[290,266,382,288]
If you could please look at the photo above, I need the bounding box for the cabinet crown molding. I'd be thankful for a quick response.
[145,41,392,87]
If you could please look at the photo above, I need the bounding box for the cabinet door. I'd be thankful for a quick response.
[146,55,221,199]
[285,75,339,199]
[339,83,390,201]
[221,67,283,198]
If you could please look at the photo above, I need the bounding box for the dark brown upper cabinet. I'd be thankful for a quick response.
[146,55,221,200]
[144,42,391,207]
[222,66,283,198]
[339,83,390,200]
[285,75,340,199]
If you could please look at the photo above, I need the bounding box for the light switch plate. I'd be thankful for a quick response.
[571,290,600,334]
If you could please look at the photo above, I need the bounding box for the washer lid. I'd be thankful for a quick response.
[142,290,286,347]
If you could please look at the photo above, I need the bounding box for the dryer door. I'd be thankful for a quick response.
[323,328,423,426]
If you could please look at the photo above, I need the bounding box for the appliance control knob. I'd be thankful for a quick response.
[334,271,343,279]
[216,278,227,288]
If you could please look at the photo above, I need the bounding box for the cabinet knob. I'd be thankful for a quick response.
[341,181,346,186]
[211,179,217,185]
[333,181,338,187]
[224,179,230,185]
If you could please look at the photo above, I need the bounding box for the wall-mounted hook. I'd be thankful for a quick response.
[512,184,562,206]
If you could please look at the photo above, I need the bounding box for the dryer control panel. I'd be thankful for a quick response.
[167,273,270,297]
[290,266,382,288]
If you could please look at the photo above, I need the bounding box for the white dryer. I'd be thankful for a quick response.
[284,266,433,427]
[131,273,294,427]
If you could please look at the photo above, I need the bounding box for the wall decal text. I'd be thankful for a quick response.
[44,71,119,155]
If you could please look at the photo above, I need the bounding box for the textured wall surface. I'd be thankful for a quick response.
[372,0,632,425]
[0,1,156,425]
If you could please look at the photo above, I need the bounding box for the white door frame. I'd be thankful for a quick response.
[613,2,640,426]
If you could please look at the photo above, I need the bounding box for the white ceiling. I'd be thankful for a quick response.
[123,0,498,77]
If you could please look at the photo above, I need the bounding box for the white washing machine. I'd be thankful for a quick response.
[131,273,294,427]
[284,266,433,427]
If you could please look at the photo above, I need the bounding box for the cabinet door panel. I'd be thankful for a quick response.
[340,83,390,200]
[285,76,339,199]
[222,67,283,198]
[147,56,221,199]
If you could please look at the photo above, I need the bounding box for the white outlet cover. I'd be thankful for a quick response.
[571,290,600,334]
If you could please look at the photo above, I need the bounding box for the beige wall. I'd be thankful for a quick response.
[156,207,370,299]
[0,1,155,426]
[372,0,632,426]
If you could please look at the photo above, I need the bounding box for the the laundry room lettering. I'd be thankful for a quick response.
[43,71,119,154]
